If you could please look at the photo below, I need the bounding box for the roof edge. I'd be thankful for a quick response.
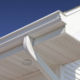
[0,10,61,43]
[64,6,80,16]
[0,10,65,54]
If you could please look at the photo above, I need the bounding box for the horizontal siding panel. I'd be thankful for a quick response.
[62,60,80,80]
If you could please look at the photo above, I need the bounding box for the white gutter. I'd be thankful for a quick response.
[0,10,65,54]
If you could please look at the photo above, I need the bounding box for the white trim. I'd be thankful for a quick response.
[64,6,80,16]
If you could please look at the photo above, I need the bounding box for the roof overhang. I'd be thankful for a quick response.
[0,7,80,66]
[0,10,65,54]
[0,7,80,80]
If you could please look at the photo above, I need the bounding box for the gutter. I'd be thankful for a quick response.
[0,10,65,54]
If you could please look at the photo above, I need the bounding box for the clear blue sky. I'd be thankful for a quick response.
[0,0,80,37]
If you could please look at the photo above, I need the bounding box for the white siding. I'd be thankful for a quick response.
[61,60,80,80]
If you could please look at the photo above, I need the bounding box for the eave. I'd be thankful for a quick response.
[0,7,80,80]
[0,10,65,54]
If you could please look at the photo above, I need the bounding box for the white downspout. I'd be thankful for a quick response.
[23,36,59,80]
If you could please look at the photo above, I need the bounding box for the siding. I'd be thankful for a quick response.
[61,60,80,80]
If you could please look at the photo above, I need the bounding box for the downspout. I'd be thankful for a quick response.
[23,36,59,80]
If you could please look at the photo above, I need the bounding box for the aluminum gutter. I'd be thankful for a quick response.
[0,10,65,54]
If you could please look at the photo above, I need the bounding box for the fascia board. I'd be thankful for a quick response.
[64,6,80,16]
[0,10,65,53]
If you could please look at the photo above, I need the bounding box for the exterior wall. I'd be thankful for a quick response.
[61,7,80,80]
[65,7,80,41]
[61,60,80,80]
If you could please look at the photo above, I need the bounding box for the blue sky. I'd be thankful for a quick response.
[0,0,80,37]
